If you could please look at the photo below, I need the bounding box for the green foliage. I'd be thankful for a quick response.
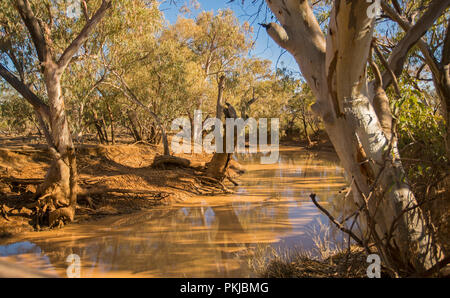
[0,90,34,133]
[0,1,320,143]
[394,83,447,182]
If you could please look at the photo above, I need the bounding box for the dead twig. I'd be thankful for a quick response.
[309,193,365,248]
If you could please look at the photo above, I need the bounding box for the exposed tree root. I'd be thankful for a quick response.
[194,175,234,194]
[79,187,170,198]
[0,204,10,221]
[0,177,43,185]
[229,161,246,175]
[78,196,96,209]
[48,207,75,228]
[226,175,239,186]
[32,182,76,229]
[0,177,42,194]
[1,143,247,232]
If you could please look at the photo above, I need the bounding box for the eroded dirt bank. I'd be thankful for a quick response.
[0,145,350,278]
[0,138,243,236]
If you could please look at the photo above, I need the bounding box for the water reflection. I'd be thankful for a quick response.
[0,147,346,277]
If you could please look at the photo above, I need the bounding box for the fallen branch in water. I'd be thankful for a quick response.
[226,175,239,186]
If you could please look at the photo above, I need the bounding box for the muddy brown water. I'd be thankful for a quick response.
[0,147,347,277]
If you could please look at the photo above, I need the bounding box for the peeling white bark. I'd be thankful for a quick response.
[264,0,443,272]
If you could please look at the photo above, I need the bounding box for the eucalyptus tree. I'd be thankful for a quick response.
[67,0,163,145]
[247,0,449,273]
[379,0,450,161]
[225,57,272,119]
[0,0,113,226]
[168,9,254,118]
[284,83,317,145]
[168,9,256,179]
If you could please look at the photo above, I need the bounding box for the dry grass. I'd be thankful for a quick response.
[249,220,371,278]
[250,246,369,278]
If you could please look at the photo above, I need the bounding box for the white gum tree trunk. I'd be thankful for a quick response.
[38,63,78,225]
[0,0,112,227]
[263,0,443,273]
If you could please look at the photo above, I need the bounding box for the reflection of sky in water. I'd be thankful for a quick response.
[204,207,215,227]
[0,241,58,276]
[0,149,347,278]
[0,241,39,256]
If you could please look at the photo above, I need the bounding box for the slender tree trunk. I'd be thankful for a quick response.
[93,109,107,144]
[285,116,296,140]
[105,70,170,154]
[301,116,312,146]
[215,75,226,119]
[127,110,143,142]
[106,102,115,145]
[101,114,109,144]
[206,104,238,181]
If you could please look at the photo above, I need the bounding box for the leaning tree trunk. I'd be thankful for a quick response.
[206,76,233,181]
[263,0,443,274]
[206,104,238,181]
[441,21,450,162]
[205,141,231,181]
[106,102,115,145]
[301,115,312,146]
[436,67,450,162]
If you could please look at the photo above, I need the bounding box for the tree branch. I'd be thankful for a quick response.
[264,0,326,103]
[102,72,171,156]
[310,193,365,248]
[381,0,450,89]
[57,0,112,72]
[380,1,441,82]
[332,0,374,110]
[14,0,50,64]
[442,20,450,66]
[374,42,401,97]
[0,63,50,121]
[260,23,290,50]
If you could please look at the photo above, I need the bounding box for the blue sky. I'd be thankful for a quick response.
[159,0,299,75]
